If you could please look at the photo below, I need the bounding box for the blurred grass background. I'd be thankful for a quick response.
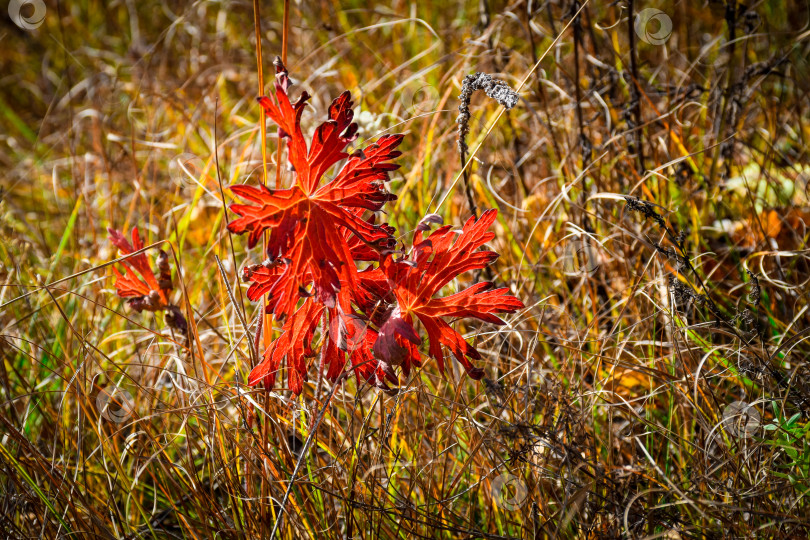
[2,0,810,537]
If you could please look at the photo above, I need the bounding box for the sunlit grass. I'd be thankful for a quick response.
[2,0,810,538]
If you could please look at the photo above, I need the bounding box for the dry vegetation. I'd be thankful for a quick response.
[2,0,810,538]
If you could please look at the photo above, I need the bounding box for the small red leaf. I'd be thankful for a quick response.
[376,209,524,379]
[108,227,169,311]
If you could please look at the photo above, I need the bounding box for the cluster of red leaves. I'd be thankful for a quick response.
[108,227,187,335]
[227,60,523,394]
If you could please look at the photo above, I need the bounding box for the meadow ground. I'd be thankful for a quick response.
[2,0,810,538]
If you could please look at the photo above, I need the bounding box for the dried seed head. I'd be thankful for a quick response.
[457,72,519,159]
[740,308,755,326]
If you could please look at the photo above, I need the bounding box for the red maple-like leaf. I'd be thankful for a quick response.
[227,61,400,319]
[245,270,402,393]
[108,227,188,335]
[239,221,393,314]
[245,277,390,393]
[242,209,523,393]
[247,298,323,393]
[228,61,522,396]
[108,227,169,311]
[346,327,399,390]
[374,209,524,379]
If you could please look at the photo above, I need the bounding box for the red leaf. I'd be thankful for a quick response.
[248,299,323,392]
[348,327,400,391]
[228,62,400,319]
[377,209,524,379]
[108,227,169,311]
[233,62,523,395]
[249,297,372,393]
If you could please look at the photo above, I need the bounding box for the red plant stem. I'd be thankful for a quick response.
[264,2,290,354]
[250,0,269,528]
[253,0,266,189]
[282,0,289,65]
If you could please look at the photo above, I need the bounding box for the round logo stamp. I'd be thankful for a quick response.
[96,384,135,423]
[562,237,600,276]
[169,153,206,188]
[491,472,528,511]
[722,401,760,438]
[399,82,440,117]
[8,0,46,30]
[634,8,673,46]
